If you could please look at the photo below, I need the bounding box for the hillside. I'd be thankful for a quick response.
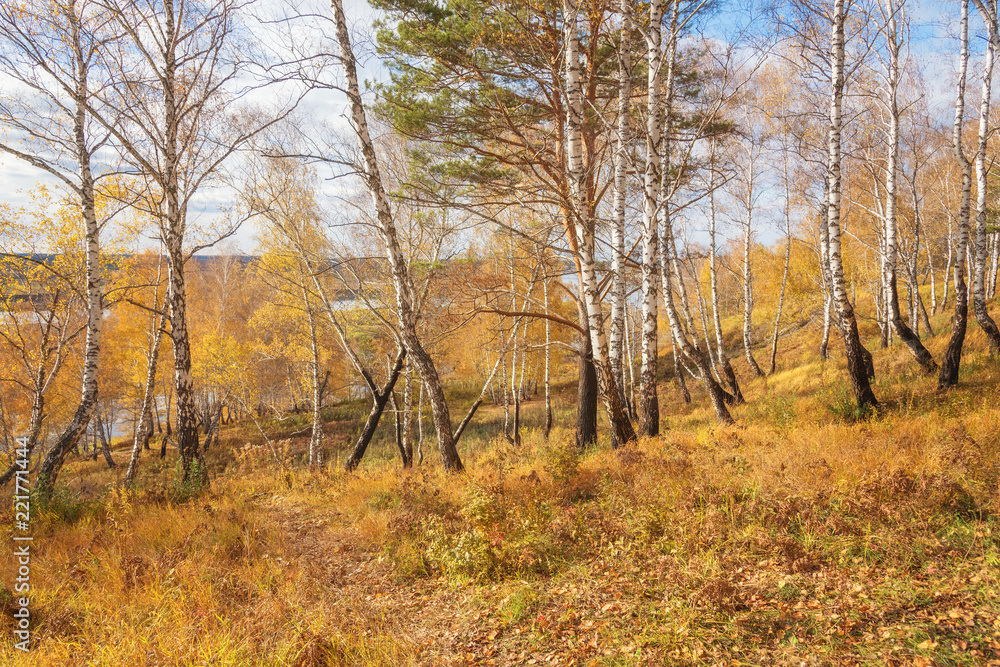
[2,314,999,667]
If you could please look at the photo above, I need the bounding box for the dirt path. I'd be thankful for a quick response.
[265,497,499,665]
[263,496,688,666]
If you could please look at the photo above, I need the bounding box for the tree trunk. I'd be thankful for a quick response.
[576,331,598,448]
[827,0,878,410]
[691,255,721,381]
[543,280,553,438]
[942,217,954,311]
[124,293,167,486]
[500,321,510,436]
[607,0,632,395]
[518,325,528,402]
[671,332,691,403]
[661,206,734,424]
[635,0,664,438]
[624,304,638,419]
[331,0,463,470]
[417,380,425,464]
[391,391,410,468]
[305,290,325,467]
[344,350,407,471]
[708,157,744,404]
[402,359,414,466]
[739,135,764,378]
[941,0,974,390]
[881,0,937,374]
[35,8,103,495]
[96,413,117,469]
[971,0,1000,353]
[564,0,636,447]
[988,231,999,298]
[164,389,172,438]
[817,294,830,360]
[770,149,793,375]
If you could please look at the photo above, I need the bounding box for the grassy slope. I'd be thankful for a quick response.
[2,310,1000,666]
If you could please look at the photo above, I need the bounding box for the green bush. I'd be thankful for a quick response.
[541,437,580,487]
[423,482,558,582]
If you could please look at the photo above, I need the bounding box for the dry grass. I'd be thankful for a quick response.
[3,316,1000,665]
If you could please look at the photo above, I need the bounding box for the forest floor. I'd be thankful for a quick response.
[3,317,1000,666]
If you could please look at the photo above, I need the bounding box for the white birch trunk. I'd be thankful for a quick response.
[331,0,463,469]
[543,279,553,437]
[971,0,1000,351]
[881,0,937,373]
[826,0,878,408]
[36,3,103,493]
[941,0,974,389]
[637,0,664,436]
[306,293,324,467]
[564,0,636,445]
[660,209,734,423]
[708,153,743,403]
[769,147,793,375]
[124,286,168,485]
[608,0,632,388]
[402,359,414,466]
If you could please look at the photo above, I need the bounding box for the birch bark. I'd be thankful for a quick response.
[708,148,744,403]
[940,0,974,389]
[661,211,734,423]
[826,0,878,409]
[970,0,1000,352]
[564,0,636,446]
[637,0,665,436]
[543,279,553,438]
[880,0,937,373]
[769,145,793,375]
[608,0,632,392]
[331,0,463,468]
[34,2,103,494]
[124,286,168,485]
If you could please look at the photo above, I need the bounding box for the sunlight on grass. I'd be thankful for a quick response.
[3,327,1000,664]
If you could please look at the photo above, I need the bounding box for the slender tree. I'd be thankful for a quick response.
[0,0,113,493]
[329,0,465,468]
[940,0,974,390]
[970,0,1000,352]
[878,0,937,373]
[826,0,878,410]
[564,0,637,446]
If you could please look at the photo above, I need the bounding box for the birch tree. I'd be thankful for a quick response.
[940,0,975,389]
[86,0,296,481]
[661,211,735,424]
[707,141,745,403]
[636,0,666,437]
[970,0,1000,353]
[124,259,169,486]
[878,0,937,374]
[329,0,465,468]
[769,122,795,375]
[0,0,114,494]
[608,0,633,400]
[826,0,878,410]
[731,104,766,377]
[564,0,636,446]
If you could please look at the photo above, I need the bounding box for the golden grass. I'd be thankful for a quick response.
[3,316,1000,664]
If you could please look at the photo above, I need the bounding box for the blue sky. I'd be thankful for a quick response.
[0,0,983,252]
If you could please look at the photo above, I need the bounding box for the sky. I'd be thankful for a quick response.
[0,0,984,253]
[0,0,378,253]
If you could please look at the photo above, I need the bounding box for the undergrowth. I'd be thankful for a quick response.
[3,322,1000,665]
